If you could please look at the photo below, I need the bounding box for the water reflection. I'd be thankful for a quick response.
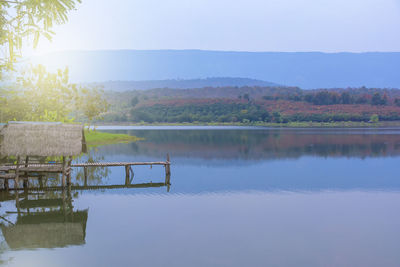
[0,179,171,252]
[0,190,87,249]
[84,128,400,193]
[0,128,399,266]
[97,128,400,162]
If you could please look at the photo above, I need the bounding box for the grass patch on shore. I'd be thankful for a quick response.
[84,130,143,146]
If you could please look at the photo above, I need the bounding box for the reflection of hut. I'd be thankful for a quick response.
[2,213,88,249]
[0,122,86,189]
[1,192,88,249]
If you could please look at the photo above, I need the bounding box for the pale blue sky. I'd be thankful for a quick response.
[30,0,400,54]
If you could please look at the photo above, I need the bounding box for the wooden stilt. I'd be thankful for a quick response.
[165,153,171,177]
[84,167,88,186]
[4,179,9,190]
[23,156,29,189]
[15,156,20,190]
[67,156,72,185]
[165,172,171,184]
[61,156,66,187]
[23,179,28,189]
[125,165,130,185]
[24,156,29,188]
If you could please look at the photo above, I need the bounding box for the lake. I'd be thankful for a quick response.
[1,126,400,266]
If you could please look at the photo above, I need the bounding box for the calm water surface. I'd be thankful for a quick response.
[1,126,400,266]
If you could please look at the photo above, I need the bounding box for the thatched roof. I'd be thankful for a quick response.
[0,122,86,157]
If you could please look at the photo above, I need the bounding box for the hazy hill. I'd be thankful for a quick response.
[111,86,301,101]
[89,77,280,91]
[31,50,400,89]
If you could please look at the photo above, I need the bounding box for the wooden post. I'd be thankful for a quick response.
[4,179,9,190]
[165,153,171,177]
[67,156,72,185]
[23,156,29,189]
[61,156,66,188]
[125,165,130,185]
[84,167,88,186]
[23,179,28,189]
[125,166,134,185]
[38,176,43,188]
[15,156,20,190]
[164,154,171,189]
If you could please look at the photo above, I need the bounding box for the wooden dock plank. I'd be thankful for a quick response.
[71,162,169,167]
[1,161,170,169]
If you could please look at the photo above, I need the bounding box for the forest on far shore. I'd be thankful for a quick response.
[100,86,400,123]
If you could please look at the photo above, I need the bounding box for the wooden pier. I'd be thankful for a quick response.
[0,154,171,190]
[0,122,171,191]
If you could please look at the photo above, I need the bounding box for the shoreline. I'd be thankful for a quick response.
[92,121,400,128]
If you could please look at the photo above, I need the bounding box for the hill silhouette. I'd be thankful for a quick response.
[31,50,400,89]
[89,77,280,91]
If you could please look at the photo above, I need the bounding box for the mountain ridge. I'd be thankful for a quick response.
[31,50,400,89]
[88,77,281,91]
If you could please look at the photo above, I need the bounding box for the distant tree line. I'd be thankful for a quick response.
[129,103,272,123]
[263,90,396,106]
[100,85,400,124]
[99,101,400,124]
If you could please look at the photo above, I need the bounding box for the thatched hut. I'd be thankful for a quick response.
[0,122,87,189]
[0,122,86,157]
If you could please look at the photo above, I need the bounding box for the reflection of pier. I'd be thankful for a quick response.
[1,177,172,193]
[3,182,171,192]
[0,176,172,250]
